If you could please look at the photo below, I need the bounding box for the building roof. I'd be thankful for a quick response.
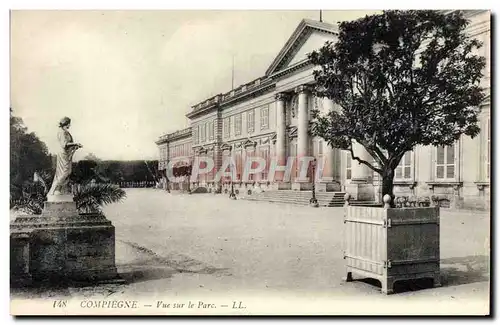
[156,127,192,144]
[265,19,338,76]
[186,18,338,118]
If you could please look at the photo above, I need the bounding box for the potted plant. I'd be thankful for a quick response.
[309,10,486,293]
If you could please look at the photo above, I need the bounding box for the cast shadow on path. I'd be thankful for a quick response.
[117,240,231,285]
[11,240,231,300]
[353,255,489,294]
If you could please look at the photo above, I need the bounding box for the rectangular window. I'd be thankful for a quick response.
[247,110,255,134]
[224,117,231,138]
[200,124,206,143]
[235,114,242,136]
[346,153,352,180]
[260,106,269,130]
[395,151,412,179]
[235,150,242,181]
[209,121,215,140]
[247,149,254,181]
[207,151,214,181]
[260,146,269,180]
[436,144,455,179]
[222,151,230,183]
[193,127,199,145]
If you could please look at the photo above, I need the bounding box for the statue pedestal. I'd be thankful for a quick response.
[46,193,74,203]
[10,198,122,286]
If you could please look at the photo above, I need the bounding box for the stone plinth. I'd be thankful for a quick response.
[277,182,292,190]
[10,200,121,286]
[345,179,375,201]
[316,179,341,192]
[292,181,312,191]
[10,231,33,286]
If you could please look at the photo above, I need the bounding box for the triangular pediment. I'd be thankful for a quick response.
[265,19,338,76]
[196,145,209,154]
[220,143,232,151]
[242,138,258,148]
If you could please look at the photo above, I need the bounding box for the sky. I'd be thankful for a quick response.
[10,10,380,161]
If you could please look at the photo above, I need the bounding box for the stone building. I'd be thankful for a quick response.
[156,127,192,191]
[157,11,490,209]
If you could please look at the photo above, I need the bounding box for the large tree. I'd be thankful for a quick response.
[10,108,53,195]
[308,10,486,206]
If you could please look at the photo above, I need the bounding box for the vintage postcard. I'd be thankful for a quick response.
[9,9,491,316]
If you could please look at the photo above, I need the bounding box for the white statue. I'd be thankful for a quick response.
[47,117,82,201]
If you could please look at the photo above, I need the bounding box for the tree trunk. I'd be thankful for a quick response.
[381,168,395,207]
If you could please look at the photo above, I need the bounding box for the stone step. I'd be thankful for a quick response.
[241,190,377,207]
[246,196,340,202]
[257,196,345,202]
[257,193,346,198]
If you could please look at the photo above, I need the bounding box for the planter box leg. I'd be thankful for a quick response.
[433,273,442,288]
[381,277,395,295]
[343,270,353,282]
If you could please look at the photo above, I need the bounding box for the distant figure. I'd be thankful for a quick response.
[48,117,82,197]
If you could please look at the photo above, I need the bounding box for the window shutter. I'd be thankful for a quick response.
[446,144,455,179]
[436,146,444,179]
[346,152,352,180]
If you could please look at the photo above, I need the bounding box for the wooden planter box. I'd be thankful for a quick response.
[343,206,441,294]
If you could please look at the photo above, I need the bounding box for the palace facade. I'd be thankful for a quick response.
[157,11,491,210]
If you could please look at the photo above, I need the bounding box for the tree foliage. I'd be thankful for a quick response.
[74,182,126,214]
[10,108,53,200]
[70,159,159,185]
[308,10,486,203]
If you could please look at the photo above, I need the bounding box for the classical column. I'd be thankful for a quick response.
[296,85,310,159]
[275,93,288,183]
[351,141,372,182]
[318,98,341,191]
[345,141,374,201]
[322,98,336,181]
[291,84,312,190]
